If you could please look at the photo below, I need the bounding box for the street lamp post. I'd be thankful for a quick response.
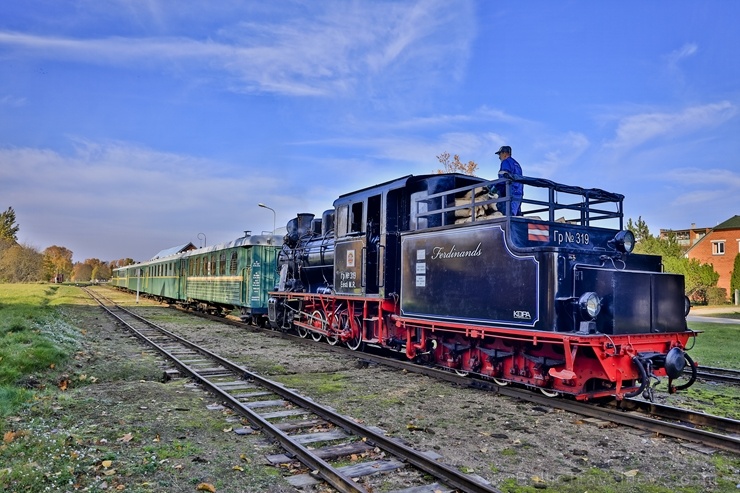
[197,232,207,248]
[258,203,276,240]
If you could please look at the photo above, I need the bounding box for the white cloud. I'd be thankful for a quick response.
[0,95,26,107]
[606,101,737,150]
[666,42,698,68]
[0,0,475,97]
[0,139,289,261]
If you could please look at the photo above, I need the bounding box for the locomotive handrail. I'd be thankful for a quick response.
[413,174,624,231]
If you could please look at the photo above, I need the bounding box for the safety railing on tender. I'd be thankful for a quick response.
[413,174,626,231]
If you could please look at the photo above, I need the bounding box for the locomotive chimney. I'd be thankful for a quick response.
[296,213,315,236]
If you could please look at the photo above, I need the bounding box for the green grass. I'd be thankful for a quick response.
[701,312,740,319]
[0,284,87,428]
[685,321,740,369]
[275,371,348,396]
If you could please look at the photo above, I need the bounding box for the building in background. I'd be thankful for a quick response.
[683,215,740,297]
[659,223,711,249]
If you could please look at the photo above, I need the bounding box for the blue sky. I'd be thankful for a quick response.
[1,1,739,263]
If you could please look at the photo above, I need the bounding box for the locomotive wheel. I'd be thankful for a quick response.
[325,310,341,346]
[295,311,308,338]
[346,315,363,351]
[326,327,339,346]
[310,310,325,342]
[296,325,309,338]
[539,388,560,397]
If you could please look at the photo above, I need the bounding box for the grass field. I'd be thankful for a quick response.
[686,320,740,369]
[0,284,93,426]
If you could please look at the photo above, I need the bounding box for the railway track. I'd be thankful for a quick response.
[152,297,740,455]
[344,350,740,455]
[83,287,503,493]
[690,365,740,386]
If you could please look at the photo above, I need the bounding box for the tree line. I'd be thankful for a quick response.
[0,207,134,283]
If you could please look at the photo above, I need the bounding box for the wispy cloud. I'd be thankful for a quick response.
[0,94,25,107]
[665,42,698,69]
[606,101,737,150]
[0,139,289,258]
[660,167,740,188]
[0,0,474,97]
[648,166,740,213]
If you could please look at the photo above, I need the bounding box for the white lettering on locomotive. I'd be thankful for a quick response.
[553,229,590,246]
[513,310,532,320]
[430,242,482,260]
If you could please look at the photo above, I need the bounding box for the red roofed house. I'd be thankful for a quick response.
[685,215,740,300]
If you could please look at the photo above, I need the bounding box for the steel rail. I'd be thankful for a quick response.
[691,365,740,385]
[163,300,740,455]
[86,288,503,493]
[85,289,368,493]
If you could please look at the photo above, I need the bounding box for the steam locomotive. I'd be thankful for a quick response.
[268,173,697,400]
[112,172,697,401]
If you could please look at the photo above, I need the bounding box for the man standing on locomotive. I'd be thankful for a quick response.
[492,145,523,216]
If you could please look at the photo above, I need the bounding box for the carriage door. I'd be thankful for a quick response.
[364,194,382,295]
[179,258,187,299]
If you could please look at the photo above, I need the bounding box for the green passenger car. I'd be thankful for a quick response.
[183,233,278,324]
[111,232,278,325]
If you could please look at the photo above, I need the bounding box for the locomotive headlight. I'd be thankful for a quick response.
[612,230,635,254]
[684,295,691,317]
[578,292,601,320]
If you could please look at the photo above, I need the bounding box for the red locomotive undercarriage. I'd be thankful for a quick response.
[275,293,697,401]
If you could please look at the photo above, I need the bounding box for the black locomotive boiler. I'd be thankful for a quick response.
[269,172,697,400]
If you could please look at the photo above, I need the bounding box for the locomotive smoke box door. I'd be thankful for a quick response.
[334,237,365,295]
[400,225,539,325]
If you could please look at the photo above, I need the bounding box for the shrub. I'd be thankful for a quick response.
[706,287,727,305]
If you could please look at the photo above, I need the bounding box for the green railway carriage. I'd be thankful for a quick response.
[111,232,279,325]
[182,233,278,323]
[110,256,184,300]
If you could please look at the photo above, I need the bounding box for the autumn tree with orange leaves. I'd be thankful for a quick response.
[43,245,74,282]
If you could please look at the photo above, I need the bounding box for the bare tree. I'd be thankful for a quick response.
[436,152,479,176]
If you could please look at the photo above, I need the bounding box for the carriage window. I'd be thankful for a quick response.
[230,252,238,275]
[219,253,226,276]
[336,205,349,237]
[350,202,363,233]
